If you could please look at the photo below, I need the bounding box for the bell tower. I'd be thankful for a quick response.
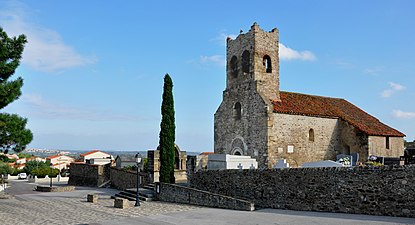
[215,23,280,168]
[225,22,280,101]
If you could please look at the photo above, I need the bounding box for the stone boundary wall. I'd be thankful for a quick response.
[156,182,254,211]
[68,163,110,187]
[36,185,75,192]
[110,167,149,190]
[190,165,415,217]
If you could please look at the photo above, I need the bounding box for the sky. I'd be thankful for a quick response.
[0,0,414,152]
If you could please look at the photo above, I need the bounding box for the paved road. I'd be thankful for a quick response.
[4,179,38,195]
[1,180,414,225]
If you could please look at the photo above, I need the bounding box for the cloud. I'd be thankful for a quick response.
[381,82,406,98]
[381,90,394,98]
[389,82,405,91]
[279,43,316,61]
[21,93,139,121]
[393,110,415,119]
[0,1,96,72]
[211,31,238,46]
[364,67,384,75]
[199,55,226,67]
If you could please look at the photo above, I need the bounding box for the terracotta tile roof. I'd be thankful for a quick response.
[199,152,214,156]
[46,155,60,160]
[80,150,102,157]
[272,91,405,137]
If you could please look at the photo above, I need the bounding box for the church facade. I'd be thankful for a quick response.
[214,23,405,169]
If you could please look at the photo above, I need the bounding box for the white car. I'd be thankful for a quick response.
[17,173,27,180]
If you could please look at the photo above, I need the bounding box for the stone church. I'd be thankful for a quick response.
[214,23,405,169]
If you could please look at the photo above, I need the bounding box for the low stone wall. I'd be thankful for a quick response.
[156,182,254,211]
[110,167,149,190]
[36,185,75,192]
[68,163,110,187]
[190,165,415,217]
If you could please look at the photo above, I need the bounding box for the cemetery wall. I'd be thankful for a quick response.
[190,165,415,217]
[156,182,255,211]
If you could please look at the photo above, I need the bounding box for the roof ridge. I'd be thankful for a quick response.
[280,91,345,101]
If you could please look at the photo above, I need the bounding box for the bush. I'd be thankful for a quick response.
[24,161,51,175]
[0,162,15,175]
[0,155,16,163]
[32,168,59,178]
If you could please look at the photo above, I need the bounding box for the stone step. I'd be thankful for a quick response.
[112,188,154,202]
[125,188,155,198]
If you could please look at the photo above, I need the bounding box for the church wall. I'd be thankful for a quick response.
[337,120,369,162]
[368,136,404,158]
[268,113,340,167]
[214,81,269,168]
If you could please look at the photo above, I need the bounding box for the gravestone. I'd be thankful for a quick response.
[207,154,258,170]
[302,160,344,168]
[273,159,290,169]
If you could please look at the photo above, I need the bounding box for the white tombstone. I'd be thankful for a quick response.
[302,160,344,168]
[207,154,258,170]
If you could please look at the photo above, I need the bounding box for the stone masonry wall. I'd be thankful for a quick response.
[156,182,254,211]
[369,136,404,158]
[268,113,340,168]
[214,81,269,168]
[110,167,149,190]
[68,163,109,187]
[191,166,415,217]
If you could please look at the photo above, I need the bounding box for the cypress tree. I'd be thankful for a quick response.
[158,74,175,183]
[0,27,33,153]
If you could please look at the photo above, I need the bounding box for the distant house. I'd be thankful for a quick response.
[16,158,26,165]
[5,154,19,160]
[79,150,113,165]
[115,155,137,168]
[7,162,25,170]
[27,156,46,163]
[47,155,75,171]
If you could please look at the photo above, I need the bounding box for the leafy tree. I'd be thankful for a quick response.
[31,167,59,178]
[0,114,33,153]
[0,27,33,153]
[23,160,50,175]
[158,74,175,184]
[0,162,15,175]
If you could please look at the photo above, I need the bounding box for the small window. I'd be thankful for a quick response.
[230,56,238,78]
[386,136,390,149]
[242,50,250,73]
[287,145,294,153]
[234,102,242,120]
[263,55,272,73]
[309,129,314,142]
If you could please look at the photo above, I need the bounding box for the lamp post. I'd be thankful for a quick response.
[49,163,53,188]
[135,152,142,207]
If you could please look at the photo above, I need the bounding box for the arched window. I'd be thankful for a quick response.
[309,128,314,142]
[263,55,272,73]
[241,50,250,73]
[230,56,238,78]
[234,151,241,156]
[234,102,242,120]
